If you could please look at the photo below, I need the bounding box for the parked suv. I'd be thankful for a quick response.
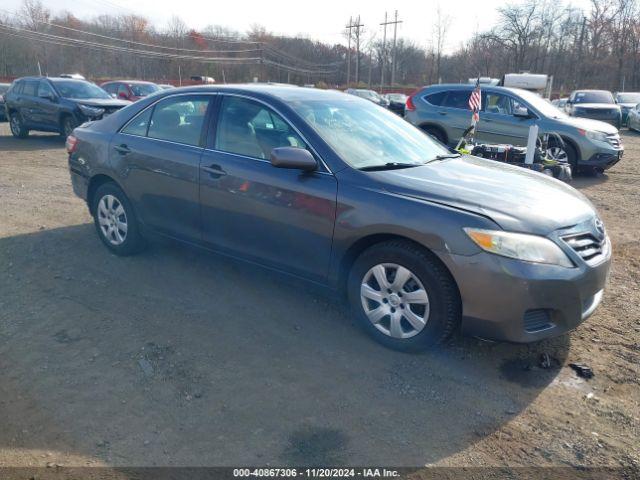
[101,80,161,102]
[566,90,622,128]
[0,82,10,121]
[66,85,610,351]
[4,77,130,138]
[405,84,623,171]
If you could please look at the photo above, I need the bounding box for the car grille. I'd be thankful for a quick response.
[523,309,554,333]
[561,232,607,264]
[581,108,617,116]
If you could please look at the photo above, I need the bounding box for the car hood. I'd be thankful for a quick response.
[73,98,131,108]
[556,115,618,134]
[372,156,596,235]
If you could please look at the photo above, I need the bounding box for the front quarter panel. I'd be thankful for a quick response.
[329,168,498,286]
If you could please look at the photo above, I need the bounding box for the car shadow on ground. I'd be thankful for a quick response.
[0,224,571,466]
[0,131,64,151]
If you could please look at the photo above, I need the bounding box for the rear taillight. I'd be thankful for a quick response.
[406,92,417,112]
[66,135,78,153]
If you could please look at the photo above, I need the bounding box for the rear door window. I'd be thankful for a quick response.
[147,95,210,146]
[121,107,153,137]
[424,91,447,106]
[22,80,39,97]
[37,81,55,98]
[442,91,471,110]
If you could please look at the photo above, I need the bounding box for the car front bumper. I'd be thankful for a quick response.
[438,248,611,343]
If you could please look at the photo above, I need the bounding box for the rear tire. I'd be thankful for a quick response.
[347,240,461,352]
[9,112,28,138]
[91,182,146,256]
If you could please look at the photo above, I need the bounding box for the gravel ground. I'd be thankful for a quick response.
[0,123,638,474]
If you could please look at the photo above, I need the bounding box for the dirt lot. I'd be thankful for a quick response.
[0,122,638,473]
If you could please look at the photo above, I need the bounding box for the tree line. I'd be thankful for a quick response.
[0,0,638,94]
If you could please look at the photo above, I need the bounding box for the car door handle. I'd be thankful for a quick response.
[113,144,131,155]
[202,164,227,178]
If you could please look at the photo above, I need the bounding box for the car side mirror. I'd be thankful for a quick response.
[39,92,55,101]
[110,93,117,99]
[270,147,317,171]
[514,107,532,118]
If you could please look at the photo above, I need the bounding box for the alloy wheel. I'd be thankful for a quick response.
[10,114,21,136]
[360,263,430,339]
[97,194,128,245]
[546,146,568,161]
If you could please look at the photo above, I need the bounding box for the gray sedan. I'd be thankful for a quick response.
[66,85,610,351]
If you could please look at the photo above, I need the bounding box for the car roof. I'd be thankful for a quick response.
[151,84,349,103]
[421,83,530,96]
[571,89,611,93]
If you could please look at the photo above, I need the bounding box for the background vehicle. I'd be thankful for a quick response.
[552,97,568,111]
[0,82,10,121]
[626,103,640,132]
[566,90,622,128]
[4,76,130,138]
[101,80,161,102]
[405,84,623,172]
[67,85,609,351]
[190,76,215,84]
[384,93,408,116]
[158,84,175,90]
[346,88,390,107]
[501,73,552,98]
[614,92,640,126]
[59,73,86,80]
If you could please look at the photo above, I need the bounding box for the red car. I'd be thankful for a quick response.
[101,80,161,102]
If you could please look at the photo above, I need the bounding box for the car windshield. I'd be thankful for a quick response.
[515,89,568,119]
[130,83,160,96]
[51,80,111,99]
[289,95,450,170]
[573,91,614,104]
[616,93,640,104]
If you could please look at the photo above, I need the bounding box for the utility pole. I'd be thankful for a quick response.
[346,16,353,86]
[390,10,402,86]
[353,16,364,85]
[367,50,372,86]
[380,11,389,89]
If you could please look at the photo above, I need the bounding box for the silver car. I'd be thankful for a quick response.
[627,103,640,132]
[405,84,624,172]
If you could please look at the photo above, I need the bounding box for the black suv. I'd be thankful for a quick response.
[4,76,130,138]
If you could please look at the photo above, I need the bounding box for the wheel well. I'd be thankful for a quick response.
[418,123,448,144]
[87,174,117,214]
[338,233,460,296]
[552,135,579,161]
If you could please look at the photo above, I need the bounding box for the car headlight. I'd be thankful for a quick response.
[78,104,105,117]
[584,130,608,142]
[464,228,574,267]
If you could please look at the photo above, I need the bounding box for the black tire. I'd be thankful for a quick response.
[548,137,578,173]
[421,125,447,145]
[60,115,78,138]
[91,182,146,256]
[9,112,29,138]
[347,240,461,352]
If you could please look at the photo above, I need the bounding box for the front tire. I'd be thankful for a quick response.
[9,112,28,138]
[347,240,461,352]
[92,182,146,256]
[61,115,78,138]
[547,138,577,173]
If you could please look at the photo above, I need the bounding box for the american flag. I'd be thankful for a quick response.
[469,79,481,123]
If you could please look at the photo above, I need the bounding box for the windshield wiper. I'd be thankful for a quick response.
[428,153,462,162]
[359,162,421,171]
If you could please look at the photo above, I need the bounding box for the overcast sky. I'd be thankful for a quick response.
[4,0,592,53]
